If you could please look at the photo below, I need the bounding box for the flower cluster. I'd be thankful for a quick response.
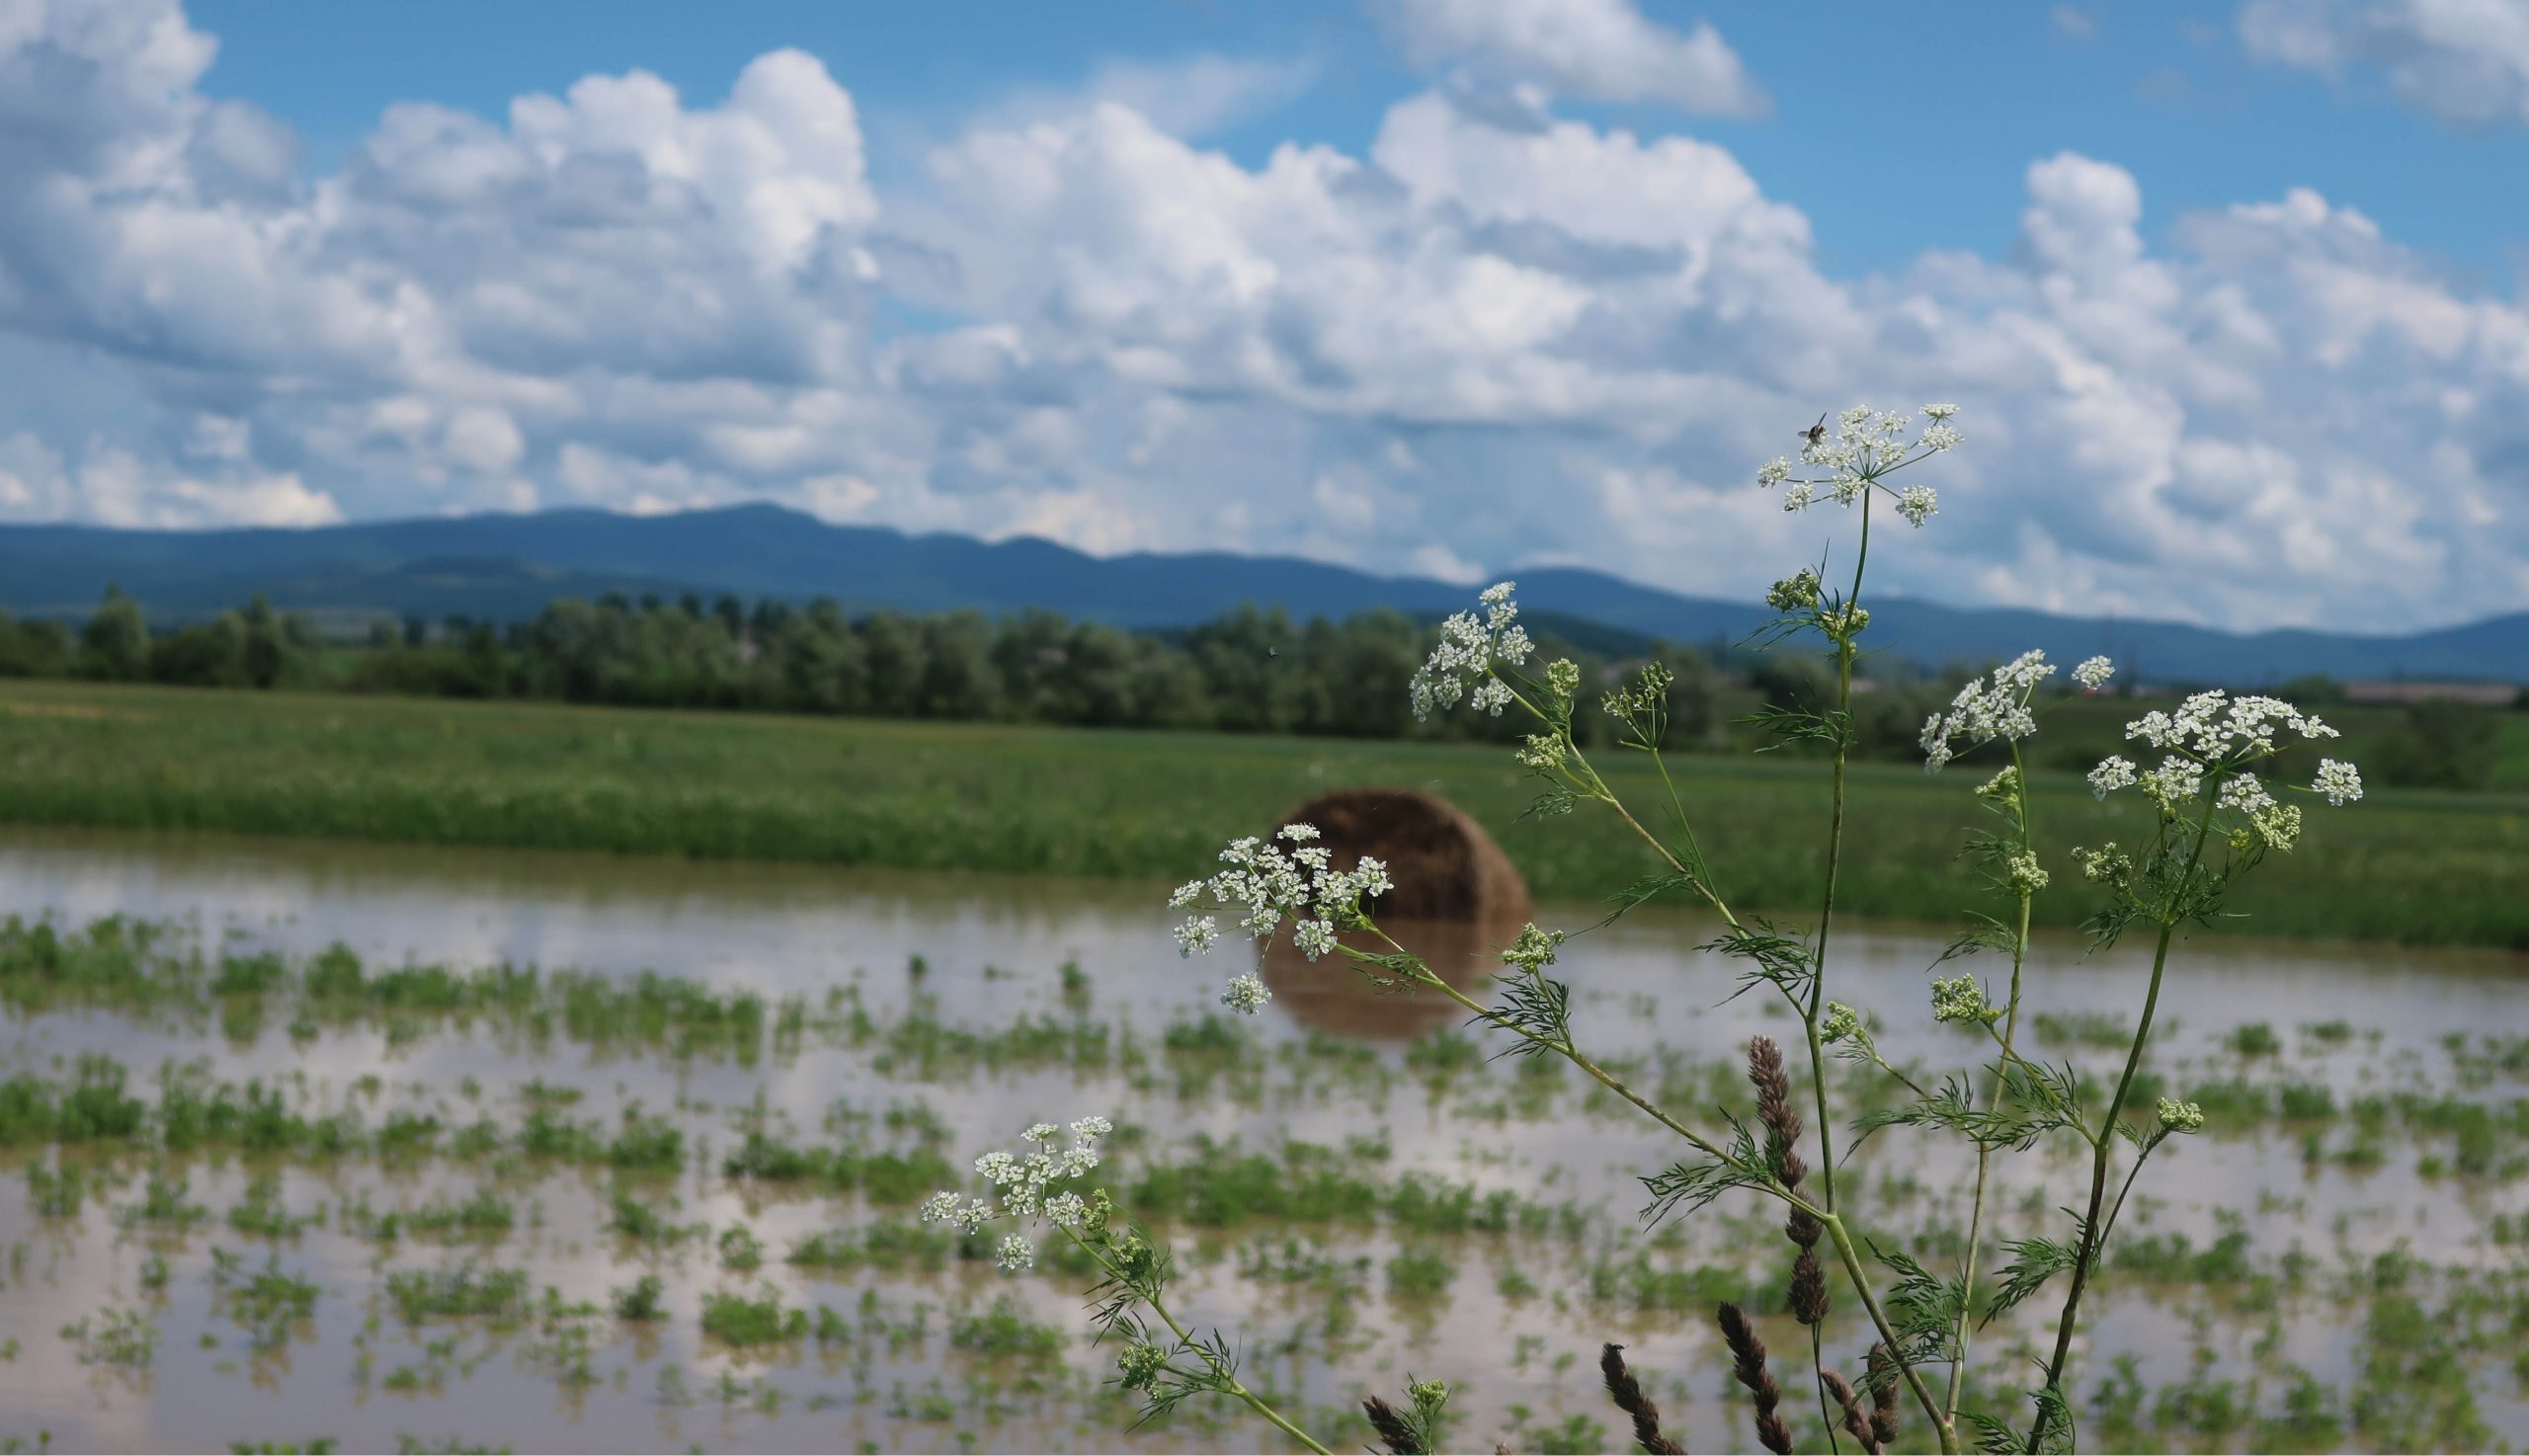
[2085,690,2360,827]
[1765,568,1823,612]
[1501,922,1565,974]
[1930,976,1993,1025]
[1920,649,2054,771]
[1169,824,1395,1012]
[2073,656,2116,690]
[1820,1001,1860,1044]
[2124,689,2338,761]
[2155,1098,2206,1134]
[1756,404,1962,526]
[921,1115,1114,1271]
[1410,582,1533,720]
[2004,850,2050,895]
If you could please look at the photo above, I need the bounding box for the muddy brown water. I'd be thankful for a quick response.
[0,825,2522,1453]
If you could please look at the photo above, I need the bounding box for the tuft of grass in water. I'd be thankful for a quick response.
[60,1307,156,1368]
[698,1286,807,1346]
[383,1265,530,1326]
[1383,1248,1455,1299]
[946,1294,1065,1363]
[2228,1022,2283,1056]
[610,1274,665,1322]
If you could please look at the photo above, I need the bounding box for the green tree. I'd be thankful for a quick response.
[2373,699,2497,790]
[80,586,150,682]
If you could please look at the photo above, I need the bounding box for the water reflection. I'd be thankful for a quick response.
[1257,914,1523,1039]
[0,823,2523,1453]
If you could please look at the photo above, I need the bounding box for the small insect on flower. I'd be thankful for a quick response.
[1800,412,1828,445]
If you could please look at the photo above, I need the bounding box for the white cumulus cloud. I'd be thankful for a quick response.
[2240,0,2529,125]
[0,0,2521,634]
[1372,0,1769,117]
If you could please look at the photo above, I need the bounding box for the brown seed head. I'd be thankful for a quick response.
[1865,1343,1902,1447]
[1789,1248,1830,1326]
[1599,1343,1686,1455]
[1715,1302,1794,1456]
[1362,1395,1425,1455]
[1821,1369,1885,1456]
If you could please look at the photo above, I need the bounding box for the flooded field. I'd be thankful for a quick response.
[0,824,2524,1453]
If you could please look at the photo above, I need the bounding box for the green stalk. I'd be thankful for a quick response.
[1947,744,2035,1420]
[1075,1231,1332,1455]
[2031,795,2219,1447]
[1804,488,1874,1216]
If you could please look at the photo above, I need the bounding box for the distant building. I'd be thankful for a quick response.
[2343,681,2516,706]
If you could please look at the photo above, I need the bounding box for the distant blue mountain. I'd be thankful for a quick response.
[1,503,2520,686]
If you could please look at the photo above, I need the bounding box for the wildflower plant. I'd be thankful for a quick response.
[921,1112,1352,1454]
[934,403,2364,1455]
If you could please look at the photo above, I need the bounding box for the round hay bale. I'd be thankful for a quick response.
[1254,787,1532,1040]
[1274,787,1529,925]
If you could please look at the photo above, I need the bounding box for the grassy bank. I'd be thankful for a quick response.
[2,679,2522,948]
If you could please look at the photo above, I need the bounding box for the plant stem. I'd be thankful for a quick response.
[2031,799,2218,1447]
[1821,1209,1961,1453]
[1075,1232,1332,1456]
[1805,491,1875,1216]
[1813,1329,1842,1456]
[1947,747,2035,1421]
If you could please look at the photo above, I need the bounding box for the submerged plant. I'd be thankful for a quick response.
[936,403,2363,1454]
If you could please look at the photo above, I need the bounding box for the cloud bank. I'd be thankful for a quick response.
[0,0,2523,632]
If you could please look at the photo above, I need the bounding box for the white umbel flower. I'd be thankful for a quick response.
[2314,759,2363,806]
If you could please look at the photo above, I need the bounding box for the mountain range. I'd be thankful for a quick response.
[1,503,2519,686]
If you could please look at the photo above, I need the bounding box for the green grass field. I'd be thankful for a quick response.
[2,679,2522,947]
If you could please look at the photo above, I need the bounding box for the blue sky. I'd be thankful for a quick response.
[2,0,2525,632]
[187,0,2529,288]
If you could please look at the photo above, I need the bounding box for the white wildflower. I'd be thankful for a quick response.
[1764,403,1962,521]
[1921,402,1959,421]
[2218,773,2277,816]
[1921,650,2053,771]
[2087,756,2137,799]
[1410,583,1532,721]
[1173,916,1218,957]
[1043,1192,1087,1229]
[2144,757,2204,804]
[2314,759,2363,806]
[1070,1115,1112,1141]
[2073,656,2115,689]
[996,1233,1035,1273]
[2156,1098,2206,1133]
[1291,919,1338,961]
[1220,974,1270,1015]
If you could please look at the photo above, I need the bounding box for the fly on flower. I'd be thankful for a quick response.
[1799,412,1827,445]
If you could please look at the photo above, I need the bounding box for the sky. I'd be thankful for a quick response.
[1,0,2525,633]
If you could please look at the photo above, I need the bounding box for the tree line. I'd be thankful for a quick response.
[0,587,1729,750]
[0,586,2509,784]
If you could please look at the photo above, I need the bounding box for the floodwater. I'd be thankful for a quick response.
[0,824,2523,1454]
